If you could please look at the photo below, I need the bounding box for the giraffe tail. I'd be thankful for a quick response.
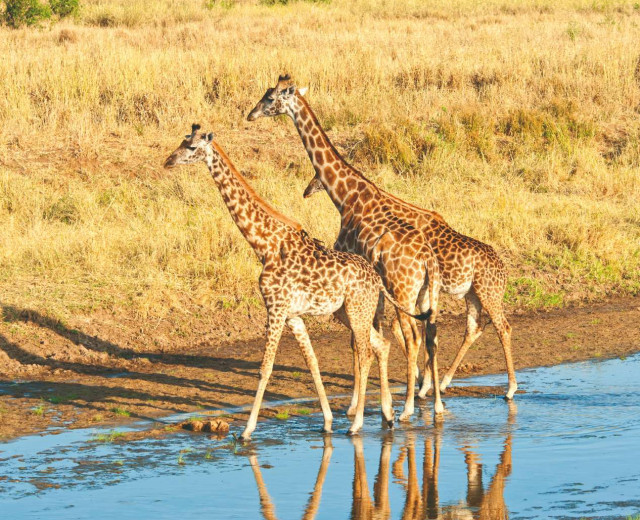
[380,284,432,322]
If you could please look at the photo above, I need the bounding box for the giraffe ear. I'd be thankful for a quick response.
[298,87,308,96]
[206,132,214,142]
[285,85,296,96]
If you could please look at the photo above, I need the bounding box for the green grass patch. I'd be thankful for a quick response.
[110,407,131,417]
[505,277,564,309]
[47,393,77,405]
[296,408,312,415]
[93,430,126,443]
[275,410,290,420]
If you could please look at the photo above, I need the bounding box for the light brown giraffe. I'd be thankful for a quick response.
[247,75,518,401]
[164,124,428,438]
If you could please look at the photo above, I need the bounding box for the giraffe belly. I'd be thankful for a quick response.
[443,280,472,299]
[289,291,344,317]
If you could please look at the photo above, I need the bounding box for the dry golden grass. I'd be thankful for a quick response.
[0,0,639,326]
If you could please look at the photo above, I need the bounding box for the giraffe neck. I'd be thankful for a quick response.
[207,141,301,261]
[288,94,377,212]
[288,94,449,228]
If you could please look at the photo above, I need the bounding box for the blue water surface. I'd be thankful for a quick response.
[1,354,639,519]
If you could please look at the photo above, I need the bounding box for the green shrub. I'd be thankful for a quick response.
[50,0,79,18]
[2,0,52,27]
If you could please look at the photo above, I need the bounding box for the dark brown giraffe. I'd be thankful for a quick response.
[247,75,517,402]
[164,124,430,438]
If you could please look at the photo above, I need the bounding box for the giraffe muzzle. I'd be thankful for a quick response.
[163,156,177,169]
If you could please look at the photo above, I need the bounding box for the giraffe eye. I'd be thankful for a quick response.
[267,97,275,102]
[187,146,197,151]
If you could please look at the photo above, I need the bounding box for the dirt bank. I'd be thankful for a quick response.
[0,297,638,440]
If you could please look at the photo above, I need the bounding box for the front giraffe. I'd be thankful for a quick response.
[164,124,427,438]
[248,75,517,402]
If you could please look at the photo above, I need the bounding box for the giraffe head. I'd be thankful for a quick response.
[302,175,325,198]
[246,74,308,121]
[164,123,214,169]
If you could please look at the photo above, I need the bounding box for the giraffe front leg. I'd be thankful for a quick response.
[287,316,333,433]
[241,312,287,441]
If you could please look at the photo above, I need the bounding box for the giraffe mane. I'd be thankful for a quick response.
[211,141,303,232]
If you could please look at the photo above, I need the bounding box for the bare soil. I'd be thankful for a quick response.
[0,297,638,441]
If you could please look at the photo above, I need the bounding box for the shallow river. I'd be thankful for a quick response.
[1,354,639,519]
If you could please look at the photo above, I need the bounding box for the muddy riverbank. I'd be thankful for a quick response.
[1,297,638,440]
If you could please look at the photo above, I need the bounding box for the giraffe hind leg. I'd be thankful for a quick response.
[440,291,483,393]
[392,317,421,387]
[483,303,517,399]
[333,307,360,417]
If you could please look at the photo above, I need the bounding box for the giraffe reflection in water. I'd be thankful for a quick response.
[248,403,515,520]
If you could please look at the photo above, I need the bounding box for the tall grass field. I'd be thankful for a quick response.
[0,0,639,331]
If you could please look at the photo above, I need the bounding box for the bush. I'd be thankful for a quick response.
[2,0,52,27]
[49,0,79,18]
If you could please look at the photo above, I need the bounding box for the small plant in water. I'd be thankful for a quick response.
[93,431,126,443]
[297,408,311,415]
[275,410,290,420]
[178,448,193,465]
[31,403,45,416]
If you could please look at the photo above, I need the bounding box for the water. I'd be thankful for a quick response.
[1,354,639,519]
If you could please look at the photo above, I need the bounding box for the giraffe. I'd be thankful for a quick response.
[164,124,429,438]
[247,75,518,402]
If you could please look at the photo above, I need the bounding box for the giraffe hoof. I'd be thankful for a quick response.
[346,429,360,436]
[386,419,395,430]
[398,412,413,422]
